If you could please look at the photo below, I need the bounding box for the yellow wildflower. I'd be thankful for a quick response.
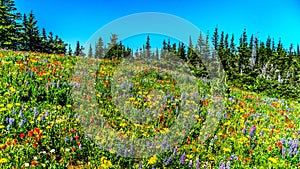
[57,105,62,110]
[6,104,13,108]
[120,123,127,127]
[148,155,158,165]
[9,87,15,92]
[15,103,21,107]
[0,158,8,164]
[268,157,277,163]
[0,125,5,129]
[0,108,7,112]
[186,154,193,159]
[223,147,231,152]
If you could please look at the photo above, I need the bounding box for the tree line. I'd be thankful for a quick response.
[0,0,67,54]
[90,28,299,100]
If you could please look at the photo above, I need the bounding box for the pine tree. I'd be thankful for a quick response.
[41,28,48,53]
[145,35,151,58]
[88,44,93,58]
[0,0,22,50]
[22,11,42,52]
[155,48,159,60]
[67,44,72,56]
[95,37,103,58]
[161,40,167,59]
[74,41,81,56]
[212,26,219,51]
[108,33,118,49]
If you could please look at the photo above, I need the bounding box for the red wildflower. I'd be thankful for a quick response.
[75,135,79,141]
[72,147,76,151]
[33,142,38,148]
[13,139,17,145]
[28,130,34,137]
[34,127,40,134]
[6,141,11,146]
[20,133,25,139]
[195,137,199,141]
[31,161,37,166]
[1,145,6,150]
[249,150,253,155]
[268,146,272,151]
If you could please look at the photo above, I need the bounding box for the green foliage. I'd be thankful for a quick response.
[0,0,67,54]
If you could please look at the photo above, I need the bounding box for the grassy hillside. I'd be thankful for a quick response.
[0,50,300,168]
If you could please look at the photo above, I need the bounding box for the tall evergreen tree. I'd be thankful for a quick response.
[95,37,103,58]
[74,41,81,56]
[67,44,72,56]
[145,35,151,58]
[212,26,219,51]
[0,0,22,50]
[22,11,42,52]
[88,44,93,58]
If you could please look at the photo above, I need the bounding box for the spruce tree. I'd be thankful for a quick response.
[74,41,81,56]
[0,0,22,50]
[95,37,103,58]
[67,44,73,56]
[88,44,93,58]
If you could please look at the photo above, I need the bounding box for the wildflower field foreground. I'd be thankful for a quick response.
[1,50,300,169]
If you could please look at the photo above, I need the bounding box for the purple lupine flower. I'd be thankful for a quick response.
[195,158,200,169]
[6,125,10,131]
[19,118,26,127]
[226,161,230,169]
[180,152,186,164]
[229,154,236,161]
[219,160,225,169]
[64,136,69,142]
[281,138,286,144]
[41,115,45,121]
[242,128,246,134]
[188,160,193,167]
[165,156,172,165]
[138,162,143,169]
[163,157,167,164]
[22,104,25,110]
[34,109,39,118]
[282,147,286,158]
[79,144,82,150]
[260,130,264,136]
[146,141,151,151]
[249,125,256,137]
[173,146,177,156]
[70,136,73,141]
[18,110,23,117]
[123,150,128,157]
[130,145,134,155]
[45,110,49,117]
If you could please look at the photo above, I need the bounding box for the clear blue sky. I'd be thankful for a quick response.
[15,0,300,52]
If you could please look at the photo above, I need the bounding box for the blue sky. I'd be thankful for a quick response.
[15,0,300,52]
